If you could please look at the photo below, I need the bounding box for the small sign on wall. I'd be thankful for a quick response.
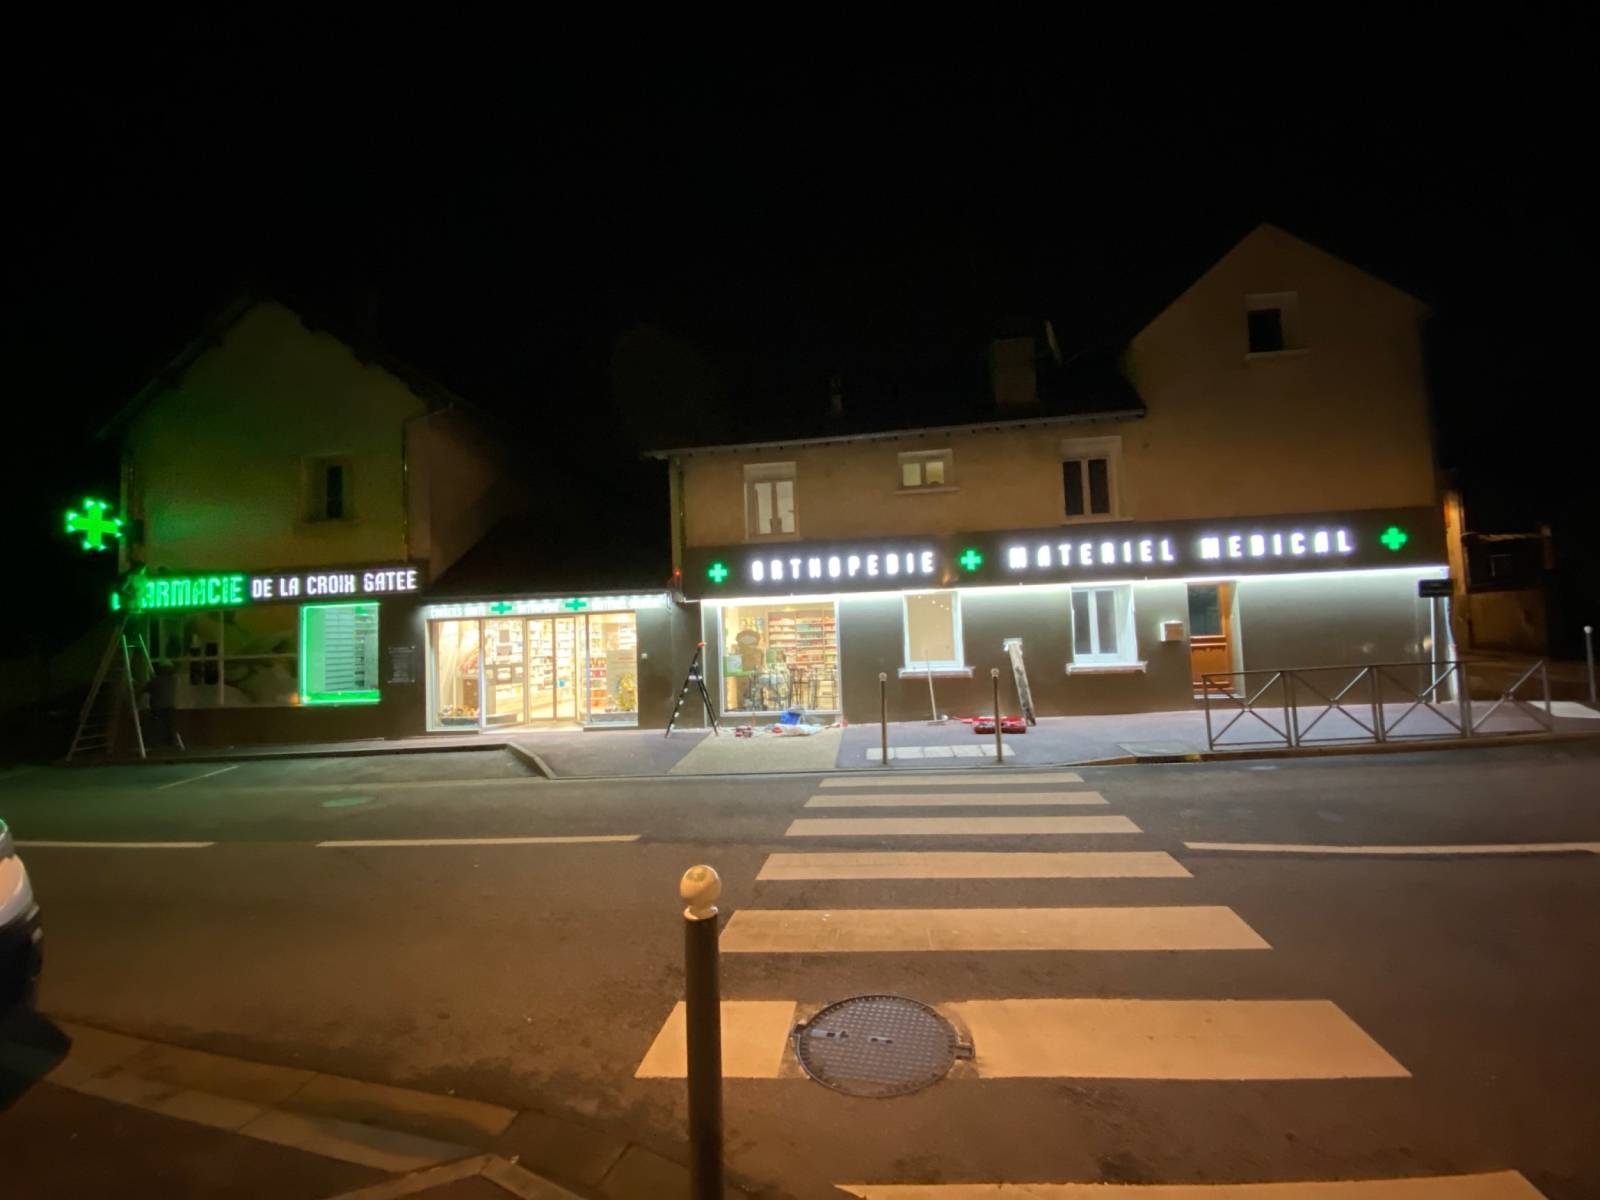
[387,646,418,685]
[1417,578,1452,598]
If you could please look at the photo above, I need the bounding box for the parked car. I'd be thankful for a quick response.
[0,818,42,1014]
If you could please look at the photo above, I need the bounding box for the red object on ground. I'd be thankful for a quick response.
[967,716,1028,734]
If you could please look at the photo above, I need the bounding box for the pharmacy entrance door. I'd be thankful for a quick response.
[526,616,582,722]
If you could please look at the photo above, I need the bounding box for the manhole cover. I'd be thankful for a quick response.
[792,994,971,1098]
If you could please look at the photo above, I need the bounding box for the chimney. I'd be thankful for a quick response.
[990,335,1037,409]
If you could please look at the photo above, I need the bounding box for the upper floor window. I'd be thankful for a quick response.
[744,462,797,540]
[898,449,953,491]
[305,455,352,522]
[1061,436,1121,521]
[1245,291,1303,356]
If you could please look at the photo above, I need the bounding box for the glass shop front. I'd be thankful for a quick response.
[428,610,640,729]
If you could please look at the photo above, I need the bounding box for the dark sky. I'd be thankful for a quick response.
[5,40,1591,648]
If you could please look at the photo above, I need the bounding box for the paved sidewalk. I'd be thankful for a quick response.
[0,1013,751,1200]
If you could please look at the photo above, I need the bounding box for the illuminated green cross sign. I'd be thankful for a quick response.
[1380,526,1409,552]
[65,498,124,552]
[958,548,984,571]
[488,602,514,614]
[562,598,589,611]
[707,561,729,584]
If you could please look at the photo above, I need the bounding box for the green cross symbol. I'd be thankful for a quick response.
[488,602,514,614]
[707,561,729,584]
[1379,526,1409,552]
[65,498,124,552]
[562,598,589,611]
[958,548,983,571]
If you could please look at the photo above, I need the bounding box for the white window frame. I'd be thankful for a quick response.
[896,449,955,492]
[743,462,798,541]
[1244,291,1306,358]
[1060,435,1122,522]
[900,590,968,677]
[1067,584,1140,669]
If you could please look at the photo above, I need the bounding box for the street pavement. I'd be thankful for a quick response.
[0,745,1597,1197]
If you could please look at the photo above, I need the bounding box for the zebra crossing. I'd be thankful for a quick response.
[633,769,1545,1195]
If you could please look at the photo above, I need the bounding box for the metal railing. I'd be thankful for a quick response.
[1201,658,1553,750]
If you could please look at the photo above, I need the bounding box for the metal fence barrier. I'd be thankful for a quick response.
[1201,659,1553,751]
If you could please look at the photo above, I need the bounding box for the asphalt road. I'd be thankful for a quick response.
[1,745,1598,1198]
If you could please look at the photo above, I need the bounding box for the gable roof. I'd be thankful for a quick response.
[96,290,483,441]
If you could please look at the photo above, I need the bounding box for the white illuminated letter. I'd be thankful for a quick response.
[1008,547,1027,569]
[1080,542,1094,566]
[1138,539,1153,563]
[920,550,934,574]
[847,555,861,577]
[1200,537,1221,560]
[1058,543,1073,565]
[885,553,900,576]
[1272,533,1284,555]
[752,559,765,582]
[790,557,803,578]
[771,558,784,580]
[1290,532,1306,556]
[1312,531,1330,554]
[827,556,842,578]
[808,557,823,579]
[1160,538,1176,562]
[866,554,879,576]
[1100,541,1116,565]
[250,578,270,599]
[1122,540,1133,563]
[1249,534,1266,557]
[1227,535,1243,559]
[1335,529,1354,553]
[1037,545,1051,568]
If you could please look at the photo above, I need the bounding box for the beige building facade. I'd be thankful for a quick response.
[660,225,1453,726]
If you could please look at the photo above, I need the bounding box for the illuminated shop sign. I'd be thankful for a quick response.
[420,593,671,620]
[682,508,1442,598]
[129,564,423,612]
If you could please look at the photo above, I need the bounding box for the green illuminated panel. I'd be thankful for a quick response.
[132,574,247,612]
[300,602,381,706]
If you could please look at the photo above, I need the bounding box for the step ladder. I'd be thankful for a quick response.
[66,617,150,762]
[665,641,719,737]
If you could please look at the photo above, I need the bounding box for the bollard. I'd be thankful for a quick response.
[680,866,723,1200]
[990,667,1002,763]
[1587,626,1596,707]
[878,672,889,765]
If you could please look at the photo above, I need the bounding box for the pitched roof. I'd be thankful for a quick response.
[96,290,483,440]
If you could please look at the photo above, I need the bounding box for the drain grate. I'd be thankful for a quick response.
[792,994,972,1098]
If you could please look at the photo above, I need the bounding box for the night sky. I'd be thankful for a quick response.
[7,43,1592,655]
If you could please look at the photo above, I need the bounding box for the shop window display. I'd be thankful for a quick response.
[722,602,839,713]
[152,605,298,708]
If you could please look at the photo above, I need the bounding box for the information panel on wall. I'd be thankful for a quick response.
[300,602,381,705]
[682,506,1446,598]
[128,563,423,613]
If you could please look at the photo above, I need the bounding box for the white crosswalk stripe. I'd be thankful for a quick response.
[785,815,1140,837]
[720,906,1269,952]
[804,791,1108,808]
[757,851,1191,880]
[819,771,1083,787]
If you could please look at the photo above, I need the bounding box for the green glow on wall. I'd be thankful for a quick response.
[65,497,124,552]
[299,602,381,706]
[131,574,247,613]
